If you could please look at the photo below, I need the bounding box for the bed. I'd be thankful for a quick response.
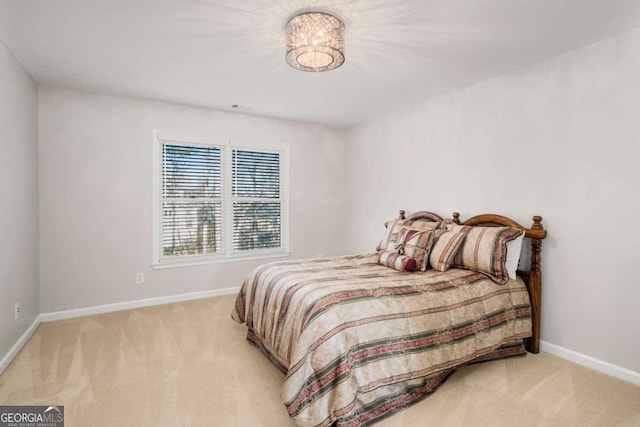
[232,210,546,426]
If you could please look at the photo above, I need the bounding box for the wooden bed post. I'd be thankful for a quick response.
[526,216,544,354]
[452,212,461,224]
[399,210,406,219]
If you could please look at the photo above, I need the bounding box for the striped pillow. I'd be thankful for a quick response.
[451,225,524,284]
[397,228,436,271]
[444,219,470,234]
[403,219,441,228]
[377,219,441,252]
[377,251,417,272]
[429,230,468,272]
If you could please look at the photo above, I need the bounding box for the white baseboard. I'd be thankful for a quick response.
[0,315,42,375]
[540,340,640,386]
[40,286,240,322]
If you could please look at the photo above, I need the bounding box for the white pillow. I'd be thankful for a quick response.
[505,233,525,280]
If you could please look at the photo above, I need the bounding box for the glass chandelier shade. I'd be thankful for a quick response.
[286,12,345,72]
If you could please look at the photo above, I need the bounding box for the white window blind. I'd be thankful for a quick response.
[154,132,288,267]
[232,149,282,252]
[162,143,223,257]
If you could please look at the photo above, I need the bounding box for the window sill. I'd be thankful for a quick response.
[151,251,291,270]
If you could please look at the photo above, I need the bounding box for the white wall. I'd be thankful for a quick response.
[38,88,346,313]
[346,29,640,373]
[0,42,39,356]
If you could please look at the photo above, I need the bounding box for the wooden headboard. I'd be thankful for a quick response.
[402,210,444,223]
[397,209,547,354]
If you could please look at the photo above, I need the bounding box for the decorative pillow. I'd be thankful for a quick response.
[505,233,525,279]
[403,219,441,229]
[397,228,436,271]
[377,219,441,252]
[428,229,468,272]
[452,226,524,284]
[444,220,470,233]
[377,251,417,272]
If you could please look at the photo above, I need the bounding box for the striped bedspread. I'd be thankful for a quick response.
[231,254,532,426]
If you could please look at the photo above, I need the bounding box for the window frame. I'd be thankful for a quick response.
[152,130,290,269]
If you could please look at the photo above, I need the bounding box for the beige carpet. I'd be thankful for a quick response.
[0,295,638,426]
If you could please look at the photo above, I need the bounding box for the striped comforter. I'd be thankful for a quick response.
[231,254,532,426]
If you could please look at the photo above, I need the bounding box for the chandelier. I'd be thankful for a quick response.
[286,12,345,72]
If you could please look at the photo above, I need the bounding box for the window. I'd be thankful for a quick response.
[232,149,282,251]
[153,131,288,267]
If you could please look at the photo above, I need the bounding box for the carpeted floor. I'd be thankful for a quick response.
[1,295,638,426]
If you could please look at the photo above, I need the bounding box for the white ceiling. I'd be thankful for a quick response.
[2,0,640,128]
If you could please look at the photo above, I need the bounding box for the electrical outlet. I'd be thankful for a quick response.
[14,303,20,321]
[136,272,145,284]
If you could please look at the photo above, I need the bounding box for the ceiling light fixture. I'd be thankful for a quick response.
[286,11,345,72]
